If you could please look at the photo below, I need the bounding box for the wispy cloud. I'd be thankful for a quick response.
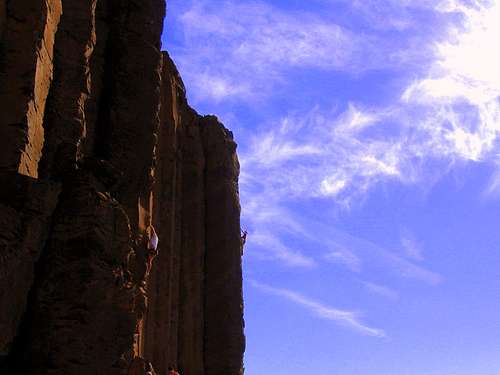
[485,159,500,196]
[324,248,362,273]
[319,0,467,32]
[251,280,386,338]
[400,229,424,261]
[241,195,316,268]
[319,223,443,285]
[240,104,406,207]
[363,282,400,300]
[243,184,443,284]
[250,231,317,269]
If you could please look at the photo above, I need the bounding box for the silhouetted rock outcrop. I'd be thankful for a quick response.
[0,1,245,374]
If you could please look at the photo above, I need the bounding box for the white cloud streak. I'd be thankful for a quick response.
[319,223,443,285]
[485,160,500,196]
[240,104,406,207]
[242,182,443,284]
[321,0,467,31]
[251,280,386,338]
[400,229,424,261]
[242,196,316,268]
[363,282,400,300]
[324,248,362,273]
[250,231,317,269]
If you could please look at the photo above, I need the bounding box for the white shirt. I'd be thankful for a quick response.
[149,231,159,251]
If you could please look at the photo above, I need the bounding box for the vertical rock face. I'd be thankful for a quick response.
[0,0,62,177]
[143,55,245,375]
[0,2,245,375]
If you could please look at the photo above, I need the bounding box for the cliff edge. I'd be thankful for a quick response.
[0,1,245,374]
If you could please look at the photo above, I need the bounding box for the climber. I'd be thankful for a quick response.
[146,225,159,272]
[241,229,248,245]
[168,366,180,375]
[145,361,156,375]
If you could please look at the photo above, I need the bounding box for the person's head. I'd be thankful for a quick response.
[168,366,174,371]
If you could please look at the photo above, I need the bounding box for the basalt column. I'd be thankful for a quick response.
[201,115,245,375]
[0,0,62,177]
[145,53,209,375]
[0,0,63,354]
[143,53,245,375]
[0,0,6,43]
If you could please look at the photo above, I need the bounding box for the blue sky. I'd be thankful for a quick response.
[161,1,500,374]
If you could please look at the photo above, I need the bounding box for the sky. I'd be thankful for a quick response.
[161,1,500,374]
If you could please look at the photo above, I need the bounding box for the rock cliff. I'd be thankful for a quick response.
[0,1,245,374]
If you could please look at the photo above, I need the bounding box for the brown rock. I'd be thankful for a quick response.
[143,53,245,375]
[0,0,5,40]
[38,0,98,179]
[0,172,60,354]
[11,171,137,375]
[144,54,185,372]
[0,1,245,375]
[0,0,62,177]
[201,116,245,375]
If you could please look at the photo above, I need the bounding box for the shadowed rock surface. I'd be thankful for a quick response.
[0,1,245,374]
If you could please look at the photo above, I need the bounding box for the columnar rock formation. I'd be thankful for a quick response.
[0,1,245,374]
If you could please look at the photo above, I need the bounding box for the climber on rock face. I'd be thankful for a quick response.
[168,366,180,375]
[148,225,159,251]
[146,225,159,272]
[241,229,248,245]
